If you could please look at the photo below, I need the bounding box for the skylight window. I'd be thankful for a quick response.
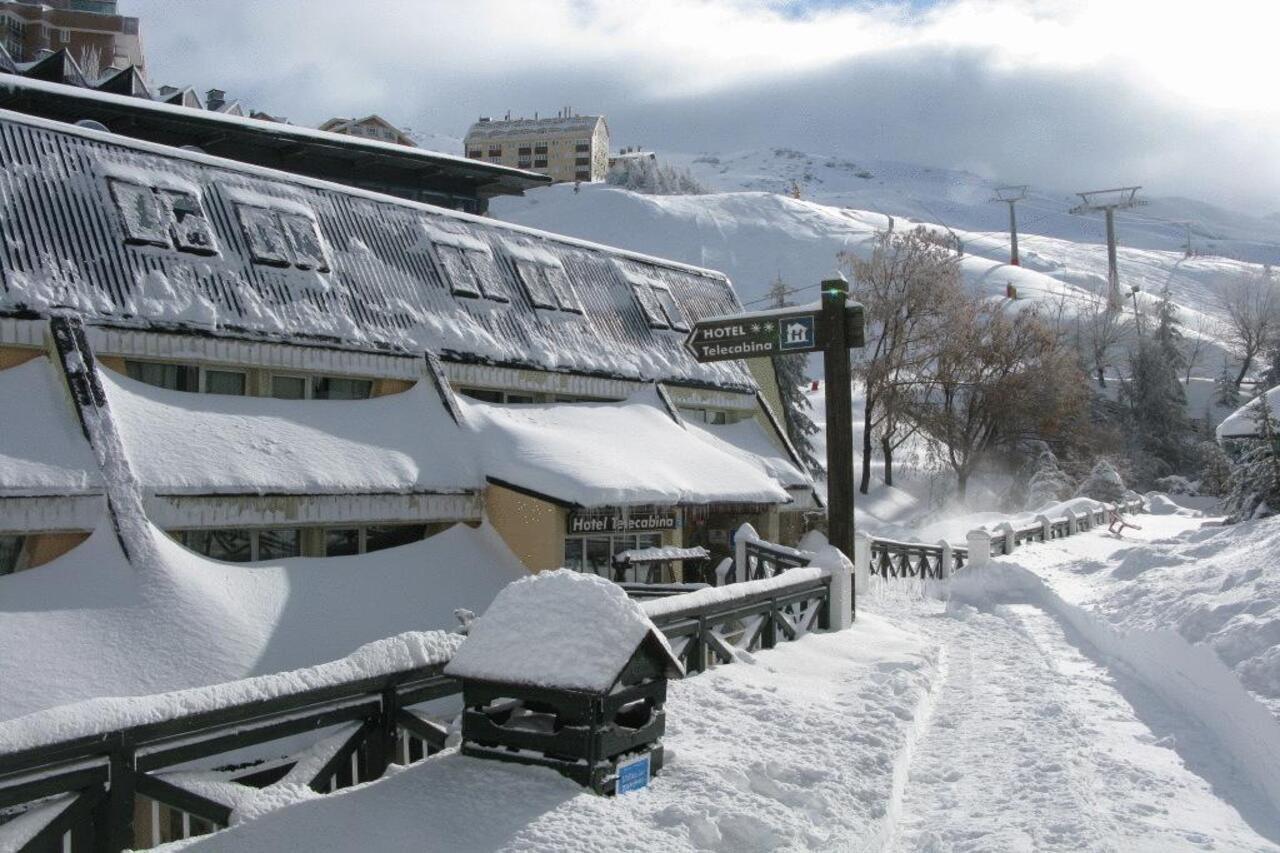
[651,285,689,331]
[236,205,292,266]
[514,259,557,309]
[280,212,330,271]
[109,180,170,247]
[507,242,580,314]
[424,223,508,303]
[631,283,668,328]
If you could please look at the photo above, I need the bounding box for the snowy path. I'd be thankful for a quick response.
[883,516,1280,852]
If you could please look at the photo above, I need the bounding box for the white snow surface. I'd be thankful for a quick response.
[0,519,525,721]
[686,417,809,489]
[0,630,459,754]
[459,390,790,507]
[0,357,102,495]
[101,367,478,494]
[1218,385,1280,439]
[446,569,678,692]
[165,616,941,852]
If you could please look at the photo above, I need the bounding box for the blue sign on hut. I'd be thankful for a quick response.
[445,569,683,794]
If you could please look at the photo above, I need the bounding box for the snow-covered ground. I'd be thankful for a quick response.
[166,614,940,852]
[133,501,1280,852]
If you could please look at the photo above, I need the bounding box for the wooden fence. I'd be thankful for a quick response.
[0,568,831,852]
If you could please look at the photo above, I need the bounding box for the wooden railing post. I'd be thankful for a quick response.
[690,617,707,673]
[762,599,778,649]
[94,734,135,853]
[999,522,1016,556]
[938,540,952,579]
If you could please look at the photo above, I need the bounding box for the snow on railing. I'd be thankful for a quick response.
[858,496,1147,581]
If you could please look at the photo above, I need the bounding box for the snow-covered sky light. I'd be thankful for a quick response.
[127,0,1279,212]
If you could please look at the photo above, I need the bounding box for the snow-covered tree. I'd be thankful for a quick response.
[1195,441,1232,497]
[1023,447,1076,510]
[1074,459,1127,503]
[606,158,707,195]
[1216,270,1280,389]
[1224,396,1280,521]
[765,275,822,474]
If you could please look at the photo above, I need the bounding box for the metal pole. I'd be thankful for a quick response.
[1007,200,1020,266]
[821,277,855,617]
[1105,207,1121,309]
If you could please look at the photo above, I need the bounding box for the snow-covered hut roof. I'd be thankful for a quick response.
[459,390,791,507]
[687,418,810,490]
[0,357,102,496]
[445,569,681,692]
[1217,386,1280,441]
[0,108,758,392]
[101,368,477,496]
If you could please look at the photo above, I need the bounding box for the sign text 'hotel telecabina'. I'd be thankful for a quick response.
[567,510,679,535]
[683,305,865,363]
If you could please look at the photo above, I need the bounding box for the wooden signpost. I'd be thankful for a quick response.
[685,277,865,613]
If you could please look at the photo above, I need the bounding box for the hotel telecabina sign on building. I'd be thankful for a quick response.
[567,511,679,535]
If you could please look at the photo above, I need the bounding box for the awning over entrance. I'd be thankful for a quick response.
[459,390,792,508]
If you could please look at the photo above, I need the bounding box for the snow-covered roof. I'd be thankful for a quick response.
[0,108,758,391]
[445,569,681,692]
[101,368,478,495]
[0,357,102,496]
[0,518,526,721]
[459,390,791,507]
[687,418,811,490]
[465,115,604,140]
[1217,386,1280,440]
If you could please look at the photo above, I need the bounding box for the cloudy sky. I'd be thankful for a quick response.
[127,0,1280,213]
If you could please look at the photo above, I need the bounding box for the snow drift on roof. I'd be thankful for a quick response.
[0,518,525,721]
[100,368,478,495]
[459,389,791,507]
[0,357,102,496]
[1217,386,1280,440]
[446,569,678,692]
[687,417,810,489]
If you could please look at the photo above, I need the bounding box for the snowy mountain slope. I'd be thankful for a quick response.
[492,176,1266,387]
[670,147,1280,263]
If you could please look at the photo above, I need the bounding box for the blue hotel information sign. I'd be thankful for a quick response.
[615,752,651,795]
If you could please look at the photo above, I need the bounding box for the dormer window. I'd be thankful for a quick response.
[620,264,689,331]
[109,179,219,256]
[507,242,582,313]
[423,222,509,302]
[234,201,330,271]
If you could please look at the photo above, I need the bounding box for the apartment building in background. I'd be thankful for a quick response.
[0,0,142,74]
[465,109,609,183]
[318,114,416,147]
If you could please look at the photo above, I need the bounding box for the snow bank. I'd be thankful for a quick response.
[0,519,526,721]
[101,368,478,494]
[0,357,102,495]
[446,569,678,692]
[459,389,790,506]
[948,559,1280,817]
[0,630,460,754]
[167,618,941,853]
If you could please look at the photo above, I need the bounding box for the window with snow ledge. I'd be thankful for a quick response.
[507,243,582,314]
[625,273,689,332]
[110,180,219,256]
[424,224,510,303]
[234,204,331,272]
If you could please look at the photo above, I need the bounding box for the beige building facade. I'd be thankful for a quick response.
[465,111,609,183]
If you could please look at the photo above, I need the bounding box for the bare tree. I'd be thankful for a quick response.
[1217,271,1280,388]
[842,227,960,493]
[1183,310,1212,385]
[913,300,1089,498]
[1077,297,1126,387]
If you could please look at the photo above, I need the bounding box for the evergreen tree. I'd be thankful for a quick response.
[766,274,823,474]
[1153,286,1187,375]
[1215,356,1242,410]
[1121,336,1193,481]
[1224,395,1280,520]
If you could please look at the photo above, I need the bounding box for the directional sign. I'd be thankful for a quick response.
[684,305,864,363]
